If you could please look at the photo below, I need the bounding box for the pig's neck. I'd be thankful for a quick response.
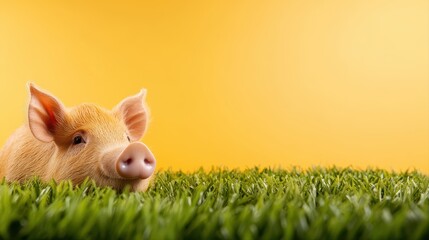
[1,125,56,182]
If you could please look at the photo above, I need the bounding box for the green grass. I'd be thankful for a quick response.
[0,168,428,240]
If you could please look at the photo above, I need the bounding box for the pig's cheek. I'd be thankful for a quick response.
[97,144,130,180]
[63,143,87,156]
[98,149,120,179]
[62,145,97,175]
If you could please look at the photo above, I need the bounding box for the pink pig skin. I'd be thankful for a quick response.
[0,83,156,192]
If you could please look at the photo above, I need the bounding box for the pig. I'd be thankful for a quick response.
[0,83,156,191]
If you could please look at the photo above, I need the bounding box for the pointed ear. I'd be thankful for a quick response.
[28,83,66,142]
[113,89,150,141]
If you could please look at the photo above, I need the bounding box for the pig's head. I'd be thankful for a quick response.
[27,83,156,191]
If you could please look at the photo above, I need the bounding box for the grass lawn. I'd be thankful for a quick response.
[0,168,428,239]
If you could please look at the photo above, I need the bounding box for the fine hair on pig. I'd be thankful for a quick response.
[0,83,156,191]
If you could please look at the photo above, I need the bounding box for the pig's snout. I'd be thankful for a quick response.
[116,142,156,179]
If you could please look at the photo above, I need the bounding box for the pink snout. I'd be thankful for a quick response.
[116,142,156,179]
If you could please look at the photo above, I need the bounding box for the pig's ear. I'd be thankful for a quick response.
[113,89,149,141]
[28,83,66,143]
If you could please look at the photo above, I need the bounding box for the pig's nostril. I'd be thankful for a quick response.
[115,142,156,180]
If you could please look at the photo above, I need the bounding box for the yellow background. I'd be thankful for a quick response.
[0,1,428,174]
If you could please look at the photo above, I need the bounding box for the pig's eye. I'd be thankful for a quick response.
[127,136,131,142]
[73,135,86,145]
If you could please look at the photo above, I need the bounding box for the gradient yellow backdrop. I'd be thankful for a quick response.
[0,1,428,174]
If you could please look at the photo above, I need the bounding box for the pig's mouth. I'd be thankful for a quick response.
[97,167,151,191]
